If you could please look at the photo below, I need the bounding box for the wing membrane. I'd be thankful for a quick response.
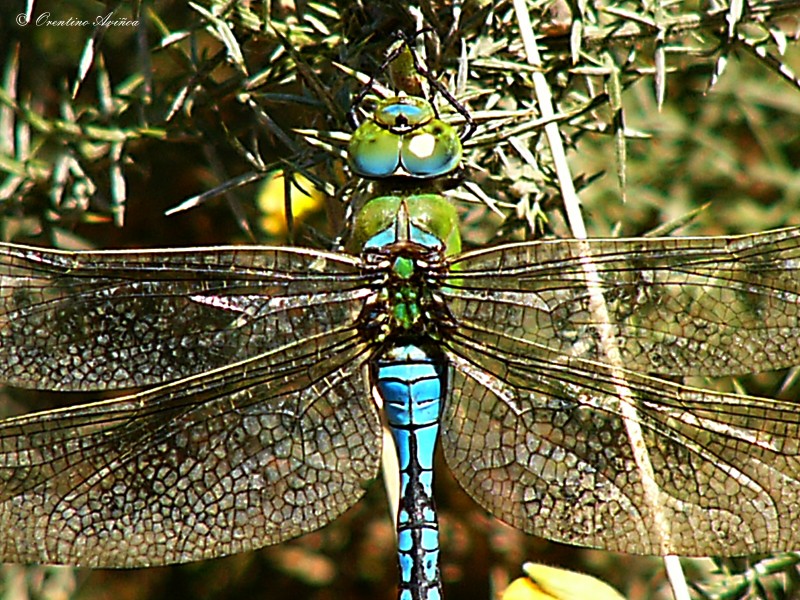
[441,329,800,556]
[443,227,800,376]
[0,243,369,391]
[0,329,380,567]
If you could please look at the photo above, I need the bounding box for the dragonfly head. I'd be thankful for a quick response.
[348,96,462,179]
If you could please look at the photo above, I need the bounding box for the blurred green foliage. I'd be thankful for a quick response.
[1,1,800,599]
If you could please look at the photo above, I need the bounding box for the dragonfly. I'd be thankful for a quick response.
[2,92,800,600]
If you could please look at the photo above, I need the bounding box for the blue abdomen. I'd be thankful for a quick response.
[374,343,445,600]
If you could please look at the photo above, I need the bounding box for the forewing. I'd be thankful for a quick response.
[443,227,800,377]
[441,332,800,556]
[0,243,368,390]
[0,331,380,567]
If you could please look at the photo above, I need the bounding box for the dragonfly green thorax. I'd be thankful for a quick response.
[353,194,459,335]
[349,194,461,256]
[348,96,462,179]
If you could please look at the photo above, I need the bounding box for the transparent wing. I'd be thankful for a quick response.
[0,242,382,566]
[443,227,800,376]
[0,243,369,390]
[440,322,800,556]
[0,331,380,567]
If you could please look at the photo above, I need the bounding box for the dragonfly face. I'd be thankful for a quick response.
[348,96,463,179]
